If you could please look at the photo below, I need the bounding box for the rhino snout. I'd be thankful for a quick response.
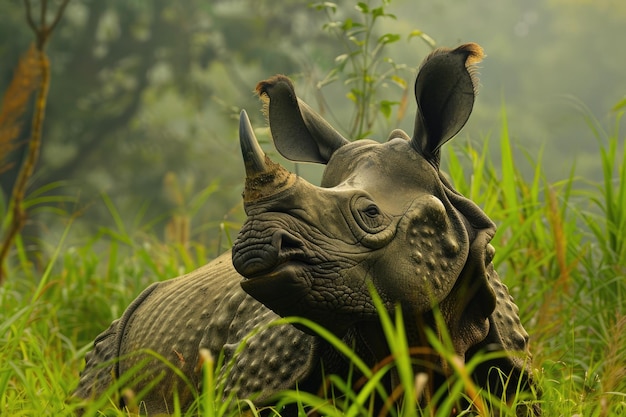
[233,229,305,278]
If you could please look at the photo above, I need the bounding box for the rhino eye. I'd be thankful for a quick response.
[364,204,380,218]
[352,197,387,233]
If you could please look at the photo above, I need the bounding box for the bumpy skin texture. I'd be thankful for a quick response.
[74,43,539,415]
[74,252,326,413]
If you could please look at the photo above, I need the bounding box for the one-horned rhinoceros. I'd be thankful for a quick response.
[74,43,539,415]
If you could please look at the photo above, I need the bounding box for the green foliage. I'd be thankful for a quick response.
[443,102,626,416]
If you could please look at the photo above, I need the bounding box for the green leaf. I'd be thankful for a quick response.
[499,102,519,212]
[612,96,626,112]
[408,30,436,48]
[390,74,407,88]
[350,88,364,98]
[348,35,364,47]
[377,33,400,45]
[311,2,337,13]
[335,53,349,64]
[379,100,398,120]
[355,2,368,13]
[371,6,384,19]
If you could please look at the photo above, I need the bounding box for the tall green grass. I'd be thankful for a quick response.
[1,107,625,416]
[444,106,626,416]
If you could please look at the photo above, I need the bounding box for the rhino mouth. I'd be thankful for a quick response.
[233,230,317,311]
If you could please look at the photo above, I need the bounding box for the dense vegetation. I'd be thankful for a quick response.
[1,1,625,416]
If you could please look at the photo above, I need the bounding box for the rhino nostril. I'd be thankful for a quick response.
[272,230,304,256]
[232,228,307,278]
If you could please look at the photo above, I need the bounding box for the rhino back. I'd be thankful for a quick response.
[202,295,322,404]
[73,281,160,404]
[75,250,321,414]
[115,251,245,410]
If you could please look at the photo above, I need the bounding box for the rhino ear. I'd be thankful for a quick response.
[256,75,349,164]
[411,43,484,164]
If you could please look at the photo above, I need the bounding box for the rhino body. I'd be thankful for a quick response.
[74,43,539,415]
[74,252,332,412]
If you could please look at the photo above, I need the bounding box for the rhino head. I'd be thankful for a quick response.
[232,43,502,359]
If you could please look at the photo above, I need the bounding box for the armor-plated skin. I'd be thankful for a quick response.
[74,43,539,415]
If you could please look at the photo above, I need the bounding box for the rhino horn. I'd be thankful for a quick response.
[256,75,349,164]
[411,43,484,164]
[239,110,296,204]
[239,109,268,176]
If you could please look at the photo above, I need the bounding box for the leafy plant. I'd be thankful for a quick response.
[312,0,434,139]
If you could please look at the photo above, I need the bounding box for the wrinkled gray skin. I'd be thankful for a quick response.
[74,43,538,415]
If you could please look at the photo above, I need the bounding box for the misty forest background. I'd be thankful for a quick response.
[2,0,624,250]
[1,0,625,415]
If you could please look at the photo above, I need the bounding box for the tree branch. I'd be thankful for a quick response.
[23,0,36,32]
[48,0,70,34]
[0,0,68,284]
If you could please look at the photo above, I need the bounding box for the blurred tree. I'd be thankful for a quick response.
[0,0,337,256]
[2,0,623,264]
[0,0,70,283]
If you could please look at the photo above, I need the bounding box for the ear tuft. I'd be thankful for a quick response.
[458,42,485,65]
[419,43,484,94]
[256,75,295,100]
[455,43,484,95]
[255,74,294,125]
